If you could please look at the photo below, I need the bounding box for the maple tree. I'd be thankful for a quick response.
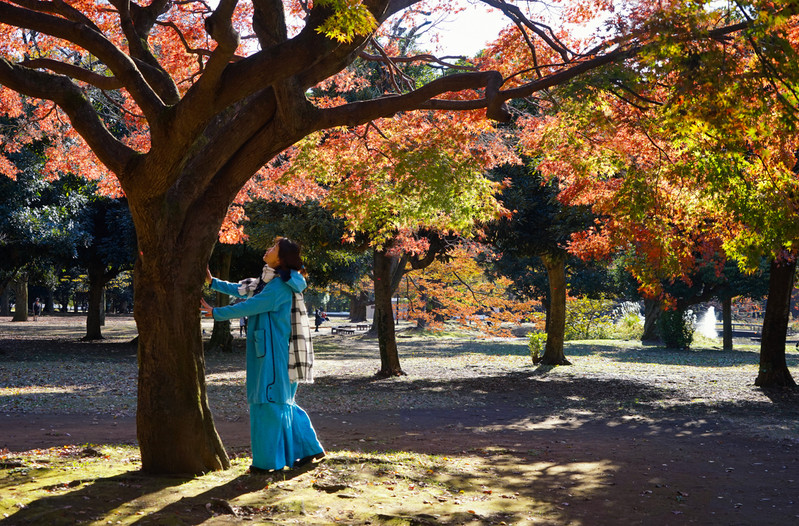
[402,242,537,336]
[520,2,799,385]
[0,0,764,473]
[287,105,515,375]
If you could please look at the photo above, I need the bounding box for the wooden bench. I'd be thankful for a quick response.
[331,326,356,335]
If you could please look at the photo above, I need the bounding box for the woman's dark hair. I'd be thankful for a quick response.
[274,236,304,282]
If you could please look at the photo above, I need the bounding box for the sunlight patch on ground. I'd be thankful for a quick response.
[0,445,619,525]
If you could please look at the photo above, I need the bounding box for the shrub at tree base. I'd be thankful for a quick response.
[659,309,695,349]
[528,332,547,364]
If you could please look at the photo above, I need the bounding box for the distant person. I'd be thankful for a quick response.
[314,309,328,332]
[32,298,42,321]
[202,237,324,473]
[239,316,247,336]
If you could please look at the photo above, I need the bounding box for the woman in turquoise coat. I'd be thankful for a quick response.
[202,238,324,472]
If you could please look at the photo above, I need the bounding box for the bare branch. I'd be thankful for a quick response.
[479,0,574,61]
[358,50,477,71]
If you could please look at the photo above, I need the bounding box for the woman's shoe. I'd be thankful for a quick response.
[247,465,274,475]
[294,452,326,468]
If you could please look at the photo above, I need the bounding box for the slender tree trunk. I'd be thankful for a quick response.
[59,291,69,313]
[755,258,797,388]
[208,249,233,353]
[374,248,404,376]
[540,254,570,366]
[134,241,229,474]
[0,283,9,316]
[84,263,106,340]
[45,289,55,315]
[11,278,28,322]
[722,295,733,351]
[101,289,106,326]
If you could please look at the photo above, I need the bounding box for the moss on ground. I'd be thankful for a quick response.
[1,445,580,525]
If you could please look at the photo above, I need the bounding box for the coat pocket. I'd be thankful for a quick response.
[253,329,267,358]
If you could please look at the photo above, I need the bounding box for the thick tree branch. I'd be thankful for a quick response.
[211,8,360,113]
[202,0,242,79]
[107,0,180,105]
[251,0,288,48]
[19,58,123,89]
[0,59,136,175]
[9,0,102,33]
[315,70,510,128]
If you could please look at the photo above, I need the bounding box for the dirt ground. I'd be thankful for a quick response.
[1,314,798,525]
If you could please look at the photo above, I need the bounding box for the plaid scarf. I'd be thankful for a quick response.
[289,293,314,384]
[239,265,314,384]
[237,265,276,297]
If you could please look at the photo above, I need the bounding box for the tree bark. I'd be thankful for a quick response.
[11,278,28,322]
[373,248,404,376]
[540,254,570,365]
[755,257,797,388]
[84,262,107,340]
[0,283,9,316]
[133,233,229,474]
[641,298,661,343]
[208,249,233,353]
[722,295,733,351]
[46,289,55,315]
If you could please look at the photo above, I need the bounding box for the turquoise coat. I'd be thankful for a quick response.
[210,271,306,405]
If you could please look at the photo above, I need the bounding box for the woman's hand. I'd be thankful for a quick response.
[205,266,213,285]
[200,297,214,318]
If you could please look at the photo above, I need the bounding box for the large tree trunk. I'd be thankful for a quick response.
[133,237,229,474]
[540,254,570,366]
[374,248,404,377]
[641,298,661,343]
[755,257,797,388]
[84,263,106,340]
[349,290,368,322]
[722,295,733,351]
[208,249,233,353]
[11,278,28,322]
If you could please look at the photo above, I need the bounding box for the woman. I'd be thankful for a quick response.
[202,237,325,472]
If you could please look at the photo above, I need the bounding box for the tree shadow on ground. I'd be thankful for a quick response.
[0,469,186,525]
[0,338,137,362]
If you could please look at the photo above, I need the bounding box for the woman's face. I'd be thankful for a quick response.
[263,244,280,268]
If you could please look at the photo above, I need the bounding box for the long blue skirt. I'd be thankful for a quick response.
[249,383,324,471]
